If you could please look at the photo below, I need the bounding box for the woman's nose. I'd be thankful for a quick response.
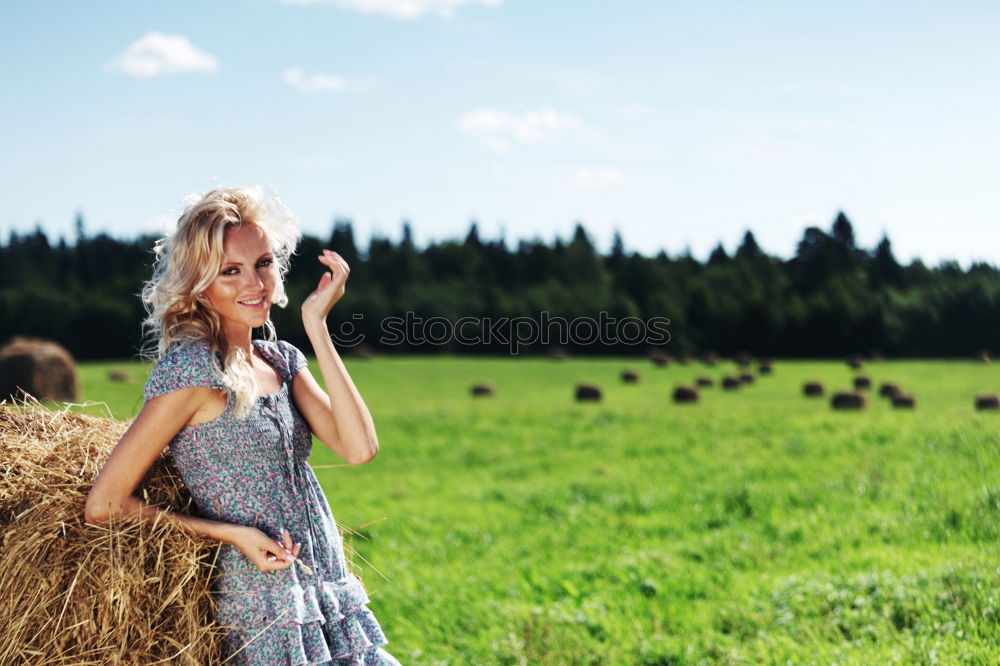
[244,270,264,290]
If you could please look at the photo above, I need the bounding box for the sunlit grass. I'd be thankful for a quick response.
[72,355,1000,664]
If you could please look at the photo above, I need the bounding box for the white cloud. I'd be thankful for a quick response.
[279,0,502,19]
[569,166,630,189]
[283,67,348,92]
[457,106,586,153]
[106,32,217,78]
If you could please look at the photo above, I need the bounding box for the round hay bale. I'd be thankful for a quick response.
[648,349,671,367]
[869,349,885,361]
[734,350,753,367]
[695,376,714,388]
[975,393,999,410]
[853,376,872,390]
[803,381,824,397]
[677,353,693,365]
[548,346,569,360]
[107,369,133,383]
[673,385,699,404]
[0,401,225,664]
[0,336,78,402]
[738,372,755,385]
[846,354,864,370]
[758,359,773,375]
[892,393,916,409]
[831,391,866,410]
[620,369,640,384]
[470,382,495,397]
[722,375,741,390]
[701,351,720,366]
[879,382,902,399]
[575,383,602,402]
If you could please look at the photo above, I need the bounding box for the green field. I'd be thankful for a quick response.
[70,356,1000,664]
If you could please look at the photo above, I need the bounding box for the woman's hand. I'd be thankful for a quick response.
[229,526,303,573]
[302,249,350,327]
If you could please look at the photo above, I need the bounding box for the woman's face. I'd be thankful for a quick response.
[202,223,278,338]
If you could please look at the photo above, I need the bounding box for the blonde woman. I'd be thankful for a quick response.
[85,186,399,665]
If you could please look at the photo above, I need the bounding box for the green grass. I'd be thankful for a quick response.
[68,356,1000,664]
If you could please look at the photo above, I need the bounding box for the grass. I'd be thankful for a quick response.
[67,356,1000,664]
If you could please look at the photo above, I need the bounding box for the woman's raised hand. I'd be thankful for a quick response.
[302,249,350,326]
[230,526,303,573]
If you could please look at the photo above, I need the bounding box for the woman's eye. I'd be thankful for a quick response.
[222,267,238,276]
[258,258,274,268]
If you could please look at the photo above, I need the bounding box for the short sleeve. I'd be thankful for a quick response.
[143,339,227,402]
[278,340,308,380]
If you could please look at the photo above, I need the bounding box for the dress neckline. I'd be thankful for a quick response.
[251,339,285,400]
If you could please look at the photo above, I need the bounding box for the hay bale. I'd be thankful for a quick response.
[107,369,133,383]
[831,391,866,410]
[0,401,224,664]
[892,393,916,408]
[648,350,671,367]
[879,382,902,399]
[853,376,872,390]
[722,375,741,390]
[620,369,640,384]
[575,383,602,402]
[548,346,569,360]
[846,354,864,370]
[738,372,755,386]
[0,336,78,402]
[701,351,720,366]
[677,353,693,365]
[758,359,773,375]
[673,385,698,404]
[695,376,713,388]
[734,350,753,368]
[869,349,885,361]
[979,349,991,364]
[470,382,495,397]
[803,381,825,397]
[975,393,999,411]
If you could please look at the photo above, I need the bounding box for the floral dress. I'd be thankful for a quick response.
[143,337,400,665]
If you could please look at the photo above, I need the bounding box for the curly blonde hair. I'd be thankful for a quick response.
[140,185,302,418]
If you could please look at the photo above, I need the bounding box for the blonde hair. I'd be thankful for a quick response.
[140,185,302,418]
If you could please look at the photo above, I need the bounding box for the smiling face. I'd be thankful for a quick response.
[202,222,278,345]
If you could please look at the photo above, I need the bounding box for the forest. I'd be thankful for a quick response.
[2,211,998,360]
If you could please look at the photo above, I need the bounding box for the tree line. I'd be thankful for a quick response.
[1,211,997,359]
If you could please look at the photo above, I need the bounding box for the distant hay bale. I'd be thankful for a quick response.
[574,383,602,402]
[869,349,885,361]
[470,382,495,397]
[548,346,569,360]
[738,372,755,385]
[107,369,133,383]
[701,351,720,366]
[975,394,999,411]
[846,354,864,370]
[620,369,640,384]
[979,349,991,364]
[722,375,741,390]
[879,382,902,399]
[758,359,773,375]
[803,381,825,397]
[0,401,224,664]
[672,385,698,404]
[892,393,916,409]
[0,336,78,402]
[831,391,866,410]
[695,376,713,388]
[648,350,671,367]
[853,376,872,390]
[677,353,693,365]
[734,350,753,367]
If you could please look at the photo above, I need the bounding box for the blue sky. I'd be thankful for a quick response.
[2,0,999,266]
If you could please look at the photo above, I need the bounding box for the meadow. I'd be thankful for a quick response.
[69,355,1000,665]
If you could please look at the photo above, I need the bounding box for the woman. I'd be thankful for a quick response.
[85,186,400,665]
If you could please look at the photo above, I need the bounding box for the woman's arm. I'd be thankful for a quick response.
[84,387,236,543]
[293,249,379,466]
